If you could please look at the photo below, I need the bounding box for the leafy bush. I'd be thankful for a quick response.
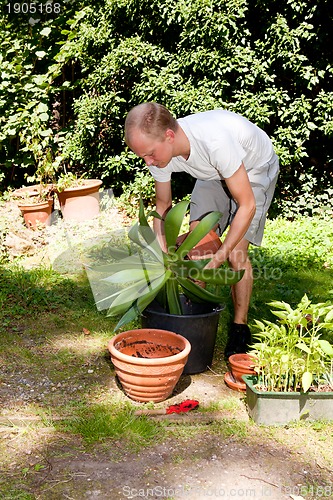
[1,0,333,206]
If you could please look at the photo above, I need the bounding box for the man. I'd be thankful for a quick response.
[124,102,279,358]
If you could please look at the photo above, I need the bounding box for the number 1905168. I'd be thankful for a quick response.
[5,2,61,15]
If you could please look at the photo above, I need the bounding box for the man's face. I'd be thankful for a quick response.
[128,129,174,168]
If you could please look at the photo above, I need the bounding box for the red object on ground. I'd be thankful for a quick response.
[166,399,199,414]
[134,399,199,416]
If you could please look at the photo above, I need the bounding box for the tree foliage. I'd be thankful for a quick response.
[1,0,332,211]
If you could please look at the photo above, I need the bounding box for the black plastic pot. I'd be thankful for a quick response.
[141,296,223,374]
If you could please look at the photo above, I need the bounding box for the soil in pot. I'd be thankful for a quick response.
[108,328,191,403]
[114,338,183,358]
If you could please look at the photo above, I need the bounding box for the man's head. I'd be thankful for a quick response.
[124,102,179,168]
[125,102,178,144]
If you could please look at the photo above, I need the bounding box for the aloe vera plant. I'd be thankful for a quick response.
[88,199,244,330]
[250,295,333,392]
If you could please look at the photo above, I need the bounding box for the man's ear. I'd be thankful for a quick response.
[165,129,175,142]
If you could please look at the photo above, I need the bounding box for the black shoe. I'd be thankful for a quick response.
[224,323,252,359]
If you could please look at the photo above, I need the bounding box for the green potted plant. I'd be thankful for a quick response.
[13,147,56,229]
[86,198,244,373]
[243,295,333,425]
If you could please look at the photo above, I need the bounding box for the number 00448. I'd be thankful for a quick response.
[6,3,61,14]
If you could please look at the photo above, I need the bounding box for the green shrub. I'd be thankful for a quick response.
[1,0,333,204]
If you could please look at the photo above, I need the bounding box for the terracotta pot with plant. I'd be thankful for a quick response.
[55,172,102,221]
[12,145,56,229]
[13,172,55,229]
[243,295,333,425]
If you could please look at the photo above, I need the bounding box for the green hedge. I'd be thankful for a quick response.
[1,0,332,214]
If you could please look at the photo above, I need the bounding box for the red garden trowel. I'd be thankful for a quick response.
[134,399,199,416]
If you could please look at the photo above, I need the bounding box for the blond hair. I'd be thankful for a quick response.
[124,102,178,145]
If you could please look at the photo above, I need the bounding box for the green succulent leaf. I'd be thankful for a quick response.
[93,247,132,261]
[103,268,163,284]
[113,304,139,331]
[89,258,161,273]
[128,222,145,248]
[128,222,162,262]
[164,200,189,252]
[192,267,245,285]
[170,261,244,284]
[138,197,149,225]
[165,278,182,315]
[169,259,210,277]
[105,279,150,316]
[138,273,172,314]
[97,278,149,309]
[176,211,222,259]
[112,271,172,331]
[148,210,163,220]
[138,198,157,243]
[177,276,224,304]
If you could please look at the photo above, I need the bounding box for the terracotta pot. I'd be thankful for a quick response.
[17,198,54,229]
[108,328,191,403]
[224,353,257,392]
[56,179,102,221]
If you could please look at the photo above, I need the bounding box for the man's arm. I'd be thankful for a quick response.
[205,163,256,269]
[154,180,172,252]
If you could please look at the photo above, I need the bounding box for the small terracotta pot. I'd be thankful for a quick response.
[229,353,256,383]
[108,328,191,403]
[17,198,54,229]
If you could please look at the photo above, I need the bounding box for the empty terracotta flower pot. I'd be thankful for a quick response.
[229,353,257,382]
[108,328,191,403]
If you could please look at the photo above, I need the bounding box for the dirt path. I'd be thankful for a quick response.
[31,433,328,500]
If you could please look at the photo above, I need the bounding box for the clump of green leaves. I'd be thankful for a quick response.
[250,295,333,393]
[88,199,244,330]
[55,171,88,192]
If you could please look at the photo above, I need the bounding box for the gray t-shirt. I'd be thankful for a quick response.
[148,109,275,183]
